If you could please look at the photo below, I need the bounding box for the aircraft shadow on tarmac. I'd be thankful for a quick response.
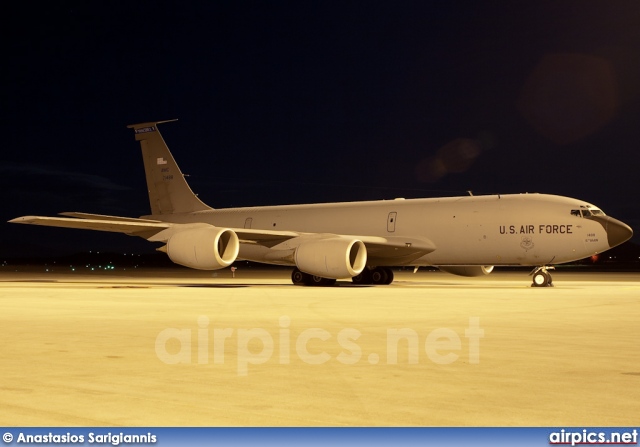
[178,282,376,288]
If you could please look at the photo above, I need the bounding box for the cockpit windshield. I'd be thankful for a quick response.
[570,208,606,218]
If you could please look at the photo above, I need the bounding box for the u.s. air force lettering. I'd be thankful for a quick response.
[499,224,573,235]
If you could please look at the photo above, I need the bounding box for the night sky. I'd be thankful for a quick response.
[3,1,640,256]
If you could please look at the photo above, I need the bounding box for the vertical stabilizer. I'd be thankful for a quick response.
[127,120,212,215]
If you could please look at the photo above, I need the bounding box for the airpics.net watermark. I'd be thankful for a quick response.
[155,316,484,376]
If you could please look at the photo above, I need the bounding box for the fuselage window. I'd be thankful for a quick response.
[570,209,581,217]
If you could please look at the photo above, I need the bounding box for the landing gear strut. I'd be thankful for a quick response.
[530,266,554,287]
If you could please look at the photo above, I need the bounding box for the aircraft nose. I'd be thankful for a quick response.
[604,216,633,248]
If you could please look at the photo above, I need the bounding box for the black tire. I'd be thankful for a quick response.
[532,270,551,287]
[310,275,335,286]
[310,275,325,286]
[292,268,310,286]
[383,267,394,285]
[352,268,372,284]
[371,267,389,285]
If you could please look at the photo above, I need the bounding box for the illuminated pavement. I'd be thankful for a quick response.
[0,268,638,426]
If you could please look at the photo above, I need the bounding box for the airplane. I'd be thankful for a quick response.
[9,119,633,287]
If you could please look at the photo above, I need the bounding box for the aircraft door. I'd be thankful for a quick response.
[244,218,253,229]
[387,212,397,232]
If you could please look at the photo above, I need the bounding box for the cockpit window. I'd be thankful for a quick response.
[570,208,606,218]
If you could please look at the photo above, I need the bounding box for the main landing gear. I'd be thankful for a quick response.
[291,266,394,286]
[352,266,394,285]
[530,266,555,287]
[291,268,336,286]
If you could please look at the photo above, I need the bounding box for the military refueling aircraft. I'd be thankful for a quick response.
[10,120,633,287]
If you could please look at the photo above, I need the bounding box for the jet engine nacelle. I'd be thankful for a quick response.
[438,265,494,277]
[166,226,239,270]
[295,237,367,279]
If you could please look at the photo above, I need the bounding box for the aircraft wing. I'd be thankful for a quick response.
[9,215,436,262]
[8,215,301,246]
[359,235,436,256]
[8,215,171,235]
[262,233,436,263]
[58,212,165,223]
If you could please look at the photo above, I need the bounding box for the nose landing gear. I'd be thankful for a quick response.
[530,266,555,287]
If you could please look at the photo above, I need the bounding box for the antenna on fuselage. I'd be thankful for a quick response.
[467,190,473,196]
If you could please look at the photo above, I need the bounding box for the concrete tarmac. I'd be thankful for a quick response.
[0,268,638,426]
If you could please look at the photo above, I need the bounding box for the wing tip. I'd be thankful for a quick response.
[8,216,35,224]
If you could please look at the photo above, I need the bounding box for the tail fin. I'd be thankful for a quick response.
[127,120,212,215]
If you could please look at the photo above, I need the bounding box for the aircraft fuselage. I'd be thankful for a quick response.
[147,193,618,267]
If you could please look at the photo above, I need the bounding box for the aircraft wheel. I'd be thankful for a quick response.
[310,275,336,286]
[532,270,552,287]
[352,268,372,284]
[371,267,389,285]
[383,267,394,285]
[292,268,311,286]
